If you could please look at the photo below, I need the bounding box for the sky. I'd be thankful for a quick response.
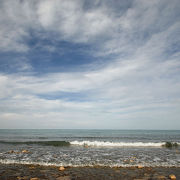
[0,0,180,129]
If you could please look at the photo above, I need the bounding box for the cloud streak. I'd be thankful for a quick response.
[0,0,180,129]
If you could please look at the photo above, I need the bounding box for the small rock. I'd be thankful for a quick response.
[17,177,22,180]
[40,170,47,173]
[29,166,35,169]
[17,177,29,180]
[22,150,30,153]
[59,166,65,171]
[8,150,14,153]
[83,143,88,148]
[169,174,176,180]
[30,178,40,180]
[138,165,143,169]
[15,151,21,154]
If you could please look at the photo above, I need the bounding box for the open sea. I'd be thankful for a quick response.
[0,129,180,167]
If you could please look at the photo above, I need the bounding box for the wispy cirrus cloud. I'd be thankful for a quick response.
[0,0,180,129]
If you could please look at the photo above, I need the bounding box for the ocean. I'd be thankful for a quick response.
[0,129,179,167]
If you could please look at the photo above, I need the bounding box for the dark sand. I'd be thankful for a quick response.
[0,163,179,180]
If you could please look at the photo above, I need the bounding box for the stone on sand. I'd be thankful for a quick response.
[169,174,176,180]
[9,150,14,153]
[59,166,65,171]
[17,176,29,180]
[22,150,30,153]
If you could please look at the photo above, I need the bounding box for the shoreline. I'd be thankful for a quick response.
[1,161,180,168]
[0,163,180,180]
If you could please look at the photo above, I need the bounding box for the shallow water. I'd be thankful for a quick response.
[0,129,180,167]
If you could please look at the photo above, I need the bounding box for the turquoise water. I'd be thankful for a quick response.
[0,129,180,167]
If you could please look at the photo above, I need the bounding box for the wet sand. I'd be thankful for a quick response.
[0,163,179,180]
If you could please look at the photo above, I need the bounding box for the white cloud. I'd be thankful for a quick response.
[37,0,114,43]
[0,0,179,53]
[0,0,180,129]
[0,0,35,52]
[0,45,180,128]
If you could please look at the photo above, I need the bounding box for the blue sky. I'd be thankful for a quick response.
[0,0,180,129]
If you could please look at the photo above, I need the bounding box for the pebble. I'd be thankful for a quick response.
[59,166,65,171]
[8,150,14,153]
[29,166,35,169]
[22,150,30,153]
[0,163,179,180]
[138,165,143,169]
[17,177,23,180]
[169,174,176,180]
[17,176,29,180]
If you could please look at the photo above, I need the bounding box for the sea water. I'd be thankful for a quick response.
[0,129,180,167]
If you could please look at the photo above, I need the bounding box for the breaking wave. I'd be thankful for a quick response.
[0,140,179,147]
[70,141,168,147]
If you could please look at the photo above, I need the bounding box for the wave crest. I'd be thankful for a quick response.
[70,141,165,147]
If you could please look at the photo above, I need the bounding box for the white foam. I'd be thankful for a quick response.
[0,159,179,168]
[70,141,165,147]
[0,159,65,167]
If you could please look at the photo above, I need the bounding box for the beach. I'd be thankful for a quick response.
[1,0,180,178]
[0,163,180,180]
[0,130,180,179]
[1,0,180,179]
